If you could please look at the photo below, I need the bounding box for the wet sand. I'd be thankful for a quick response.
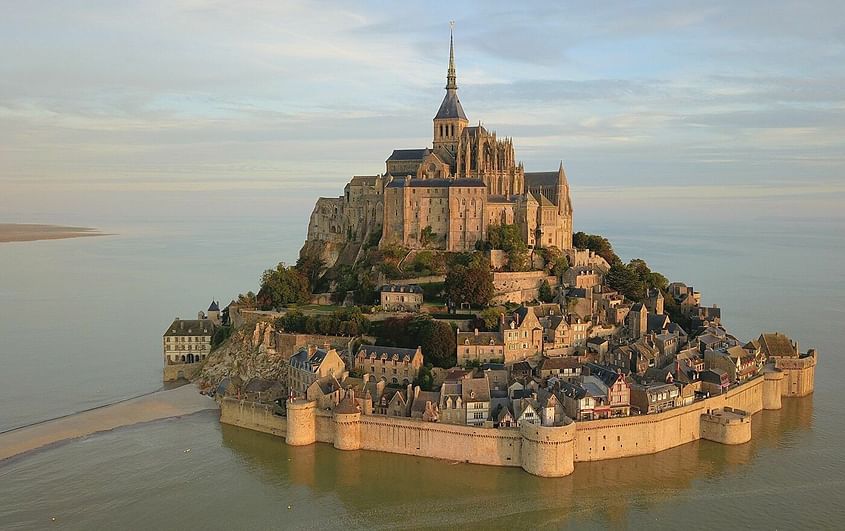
[0,385,218,461]
[0,223,105,243]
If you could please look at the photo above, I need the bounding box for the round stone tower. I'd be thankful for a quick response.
[763,368,785,410]
[519,421,575,477]
[333,397,362,451]
[285,398,317,446]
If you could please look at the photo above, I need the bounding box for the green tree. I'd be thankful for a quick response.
[606,262,646,302]
[211,325,233,350]
[573,232,620,265]
[538,280,554,303]
[486,224,530,271]
[412,317,456,369]
[295,253,325,292]
[413,364,435,391]
[445,255,494,308]
[257,263,310,310]
[479,306,506,330]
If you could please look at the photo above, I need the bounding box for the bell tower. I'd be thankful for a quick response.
[433,23,468,162]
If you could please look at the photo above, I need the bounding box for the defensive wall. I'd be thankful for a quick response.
[218,360,814,477]
[163,362,201,382]
[492,271,559,305]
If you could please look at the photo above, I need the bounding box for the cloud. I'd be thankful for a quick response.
[0,0,843,202]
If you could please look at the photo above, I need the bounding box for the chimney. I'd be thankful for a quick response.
[407,383,413,401]
[474,328,479,336]
[308,344,317,355]
[414,385,421,399]
[363,373,370,383]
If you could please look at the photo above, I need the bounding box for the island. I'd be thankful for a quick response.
[164,31,816,478]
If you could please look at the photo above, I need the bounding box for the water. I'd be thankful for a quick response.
[1,186,844,528]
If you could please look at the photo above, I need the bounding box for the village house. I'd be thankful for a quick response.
[559,379,601,421]
[700,368,731,395]
[288,346,347,398]
[306,375,344,410]
[376,387,411,417]
[626,303,648,339]
[538,356,582,380]
[501,307,544,364]
[512,396,541,426]
[379,284,424,312]
[456,328,505,366]
[630,382,680,414]
[645,288,664,315]
[462,376,492,426]
[355,345,424,385]
[410,387,441,421]
[585,362,631,417]
[162,317,215,366]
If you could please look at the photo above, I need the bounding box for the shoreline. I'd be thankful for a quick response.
[0,223,108,243]
[0,384,218,462]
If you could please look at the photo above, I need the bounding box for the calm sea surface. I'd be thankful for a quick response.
[1,187,843,529]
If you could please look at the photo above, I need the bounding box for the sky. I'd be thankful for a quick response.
[1,0,844,221]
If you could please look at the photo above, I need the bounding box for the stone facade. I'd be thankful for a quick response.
[162,317,215,381]
[301,32,573,266]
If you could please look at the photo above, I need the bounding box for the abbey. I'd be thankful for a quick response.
[304,33,573,262]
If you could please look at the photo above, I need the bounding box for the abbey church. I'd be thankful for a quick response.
[304,32,573,265]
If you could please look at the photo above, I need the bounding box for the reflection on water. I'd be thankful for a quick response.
[216,395,816,529]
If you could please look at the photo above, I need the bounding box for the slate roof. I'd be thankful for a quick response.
[208,300,220,312]
[457,331,503,346]
[411,390,440,415]
[385,177,487,189]
[540,356,581,371]
[359,345,419,361]
[487,194,516,203]
[290,348,332,372]
[387,149,429,161]
[380,284,423,294]
[758,333,798,358]
[511,361,533,374]
[524,171,559,188]
[585,362,624,388]
[647,313,671,333]
[435,88,467,120]
[164,319,214,337]
[462,377,491,403]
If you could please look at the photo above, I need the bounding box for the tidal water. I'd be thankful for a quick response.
[1,185,843,529]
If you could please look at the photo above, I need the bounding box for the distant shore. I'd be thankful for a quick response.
[0,385,218,462]
[0,223,106,243]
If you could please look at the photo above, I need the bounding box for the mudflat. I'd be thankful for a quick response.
[0,385,218,461]
[0,223,105,243]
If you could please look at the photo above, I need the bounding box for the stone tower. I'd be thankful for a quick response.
[432,28,468,161]
[556,162,573,250]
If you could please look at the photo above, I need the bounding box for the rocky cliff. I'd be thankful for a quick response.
[196,320,288,396]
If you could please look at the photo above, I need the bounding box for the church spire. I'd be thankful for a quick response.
[446,22,457,90]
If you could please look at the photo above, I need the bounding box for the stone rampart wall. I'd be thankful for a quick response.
[358,415,525,468]
[163,362,201,382]
[573,376,763,462]
[219,398,287,438]
[492,271,559,304]
[220,363,814,477]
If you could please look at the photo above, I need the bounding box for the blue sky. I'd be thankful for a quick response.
[1,0,844,214]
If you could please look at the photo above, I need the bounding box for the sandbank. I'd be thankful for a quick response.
[0,223,105,243]
[0,385,218,461]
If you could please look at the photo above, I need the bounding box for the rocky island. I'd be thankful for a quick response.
[165,31,816,478]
